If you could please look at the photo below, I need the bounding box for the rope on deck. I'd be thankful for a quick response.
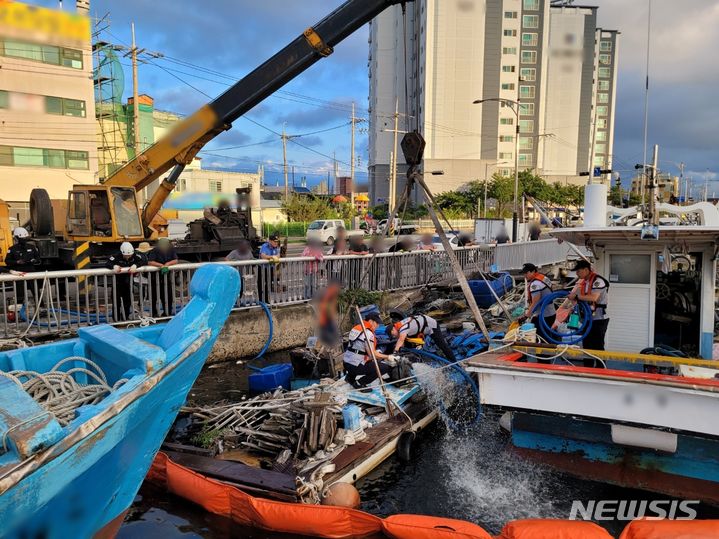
[0,357,127,426]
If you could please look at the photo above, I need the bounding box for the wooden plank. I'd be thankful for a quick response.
[330,441,374,471]
[328,402,431,481]
[164,451,297,497]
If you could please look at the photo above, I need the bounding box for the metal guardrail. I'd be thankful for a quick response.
[493,238,576,271]
[0,247,493,340]
[0,240,573,340]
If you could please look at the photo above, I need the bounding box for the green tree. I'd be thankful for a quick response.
[334,201,356,221]
[609,185,641,207]
[488,174,515,217]
[434,191,475,218]
[518,170,550,200]
[369,203,388,220]
[563,184,585,209]
[370,201,429,220]
[281,195,334,222]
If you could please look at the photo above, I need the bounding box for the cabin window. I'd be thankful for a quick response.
[111,187,142,237]
[609,254,651,284]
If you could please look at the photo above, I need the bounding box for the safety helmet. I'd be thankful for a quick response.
[13,227,29,239]
[120,242,134,256]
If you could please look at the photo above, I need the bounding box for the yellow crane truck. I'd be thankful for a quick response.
[2,0,408,269]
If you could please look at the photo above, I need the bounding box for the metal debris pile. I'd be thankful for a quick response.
[182,381,345,460]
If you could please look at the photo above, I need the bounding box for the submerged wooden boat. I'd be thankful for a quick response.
[0,264,239,539]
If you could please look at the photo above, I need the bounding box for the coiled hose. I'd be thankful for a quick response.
[403,348,481,432]
[535,290,593,345]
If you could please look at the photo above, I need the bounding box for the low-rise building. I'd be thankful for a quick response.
[0,1,96,203]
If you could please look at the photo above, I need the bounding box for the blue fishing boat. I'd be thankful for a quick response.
[0,264,239,539]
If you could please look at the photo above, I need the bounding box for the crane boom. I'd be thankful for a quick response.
[103,0,410,229]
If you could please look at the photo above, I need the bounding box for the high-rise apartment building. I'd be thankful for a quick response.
[0,1,96,202]
[368,0,619,203]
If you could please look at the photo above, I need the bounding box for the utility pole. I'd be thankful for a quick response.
[390,97,400,213]
[588,116,597,185]
[704,169,710,202]
[382,100,408,214]
[647,144,659,225]
[679,161,685,202]
[282,126,289,199]
[332,151,338,194]
[389,151,395,209]
[350,102,356,205]
[484,162,490,218]
[130,23,140,156]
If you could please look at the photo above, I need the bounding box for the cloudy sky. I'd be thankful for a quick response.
[39,0,719,194]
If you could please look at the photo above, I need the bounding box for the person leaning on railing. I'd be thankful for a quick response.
[5,227,41,306]
[225,240,256,306]
[347,236,369,290]
[302,237,325,299]
[327,237,348,283]
[258,233,282,302]
[147,238,179,318]
[106,242,146,322]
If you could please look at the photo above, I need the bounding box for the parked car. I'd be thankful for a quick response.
[377,218,417,236]
[430,233,460,251]
[305,219,363,245]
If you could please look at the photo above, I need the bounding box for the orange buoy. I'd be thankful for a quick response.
[382,514,492,539]
[619,518,719,539]
[496,518,612,539]
[321,482,361,509]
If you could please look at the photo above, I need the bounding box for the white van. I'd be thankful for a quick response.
[306,219,363,245]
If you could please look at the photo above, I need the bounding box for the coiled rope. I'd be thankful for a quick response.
[0,357,127,426]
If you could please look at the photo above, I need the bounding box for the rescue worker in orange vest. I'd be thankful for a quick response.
[521,263,556,342]
[343,313,396,388]
[388,314,456,361]
[568,259,609,365]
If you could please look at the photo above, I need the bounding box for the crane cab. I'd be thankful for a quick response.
[65,185,144,243]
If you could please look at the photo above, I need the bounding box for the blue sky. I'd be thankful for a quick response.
[35,0,719,196]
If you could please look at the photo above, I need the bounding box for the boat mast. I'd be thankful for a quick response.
[640,0,652,209]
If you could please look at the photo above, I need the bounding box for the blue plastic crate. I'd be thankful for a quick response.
[248,363,293,393]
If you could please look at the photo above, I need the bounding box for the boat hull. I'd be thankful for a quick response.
[2,331,210,539]
[509,411,719,505]
[1,263,240,539]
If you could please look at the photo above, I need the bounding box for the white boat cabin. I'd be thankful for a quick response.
[551,226,718,359]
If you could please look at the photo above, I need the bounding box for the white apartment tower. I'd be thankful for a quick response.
[368,0,619,203]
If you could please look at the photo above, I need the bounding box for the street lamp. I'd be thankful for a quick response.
[474,98,521,241]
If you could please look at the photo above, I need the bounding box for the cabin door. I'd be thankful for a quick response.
[604,253,655,353]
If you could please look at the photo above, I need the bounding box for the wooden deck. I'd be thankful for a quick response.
[160,401,437,501]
